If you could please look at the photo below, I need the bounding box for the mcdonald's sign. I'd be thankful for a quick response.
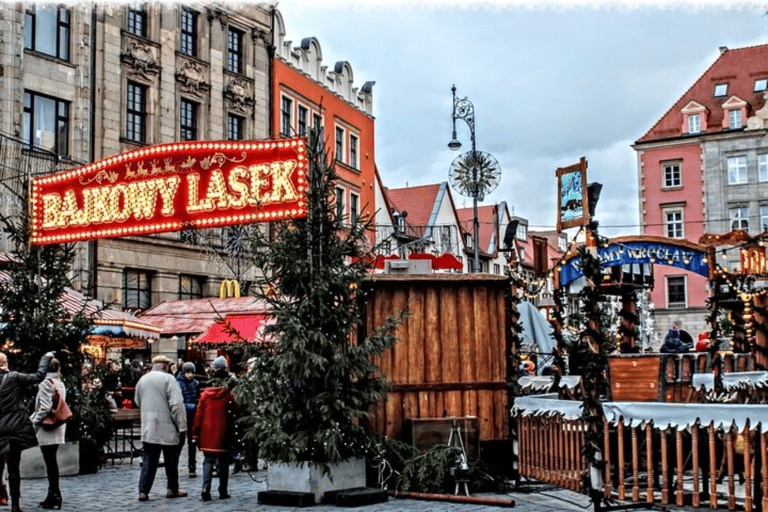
[220,280,241,299]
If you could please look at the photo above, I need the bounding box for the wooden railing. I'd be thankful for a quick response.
[513,397,768,511]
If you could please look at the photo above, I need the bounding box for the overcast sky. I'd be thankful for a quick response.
[276,1,768,238]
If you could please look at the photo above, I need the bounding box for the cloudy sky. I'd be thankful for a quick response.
[276,1,768,238]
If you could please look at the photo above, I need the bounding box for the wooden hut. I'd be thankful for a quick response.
[361,274,512,446]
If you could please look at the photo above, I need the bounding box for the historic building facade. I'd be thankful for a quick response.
[0,4,377,335]
[634,44,768,342]
[271,10,376,228]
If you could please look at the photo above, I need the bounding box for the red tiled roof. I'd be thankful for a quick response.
[384,184,441,237]
[456,205,497,256]
[637,44,768,143]
[137,297,270,336]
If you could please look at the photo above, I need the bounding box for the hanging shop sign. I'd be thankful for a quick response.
[30,138,307,245]
[559,238,708,286]
[556,157,589,232]
[741,245,767,275]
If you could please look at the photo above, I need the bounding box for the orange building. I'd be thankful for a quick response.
[272,11,377,230]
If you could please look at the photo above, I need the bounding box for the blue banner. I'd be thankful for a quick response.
[559,240,708,286]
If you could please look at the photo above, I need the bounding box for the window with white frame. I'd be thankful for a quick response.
[349,193,358,223]
[727,156,747,184]
[666,275,686,309]
[464,232,472,250]
[335,127,344,163]
[663,162,681,188]
[280,96,292,137]
[688,114,701,134]
[664,209,684,238]
[493,264,501,275]
[755,79,768,92]
[761,205,768,233]
[557,236,566,253]
[516,222,527,241]
[297,105,308,136]
[759,154,768,182]
[335,186,345,219]
[729,109,742,129]
[729,206,750,232]
[349,134,358,169]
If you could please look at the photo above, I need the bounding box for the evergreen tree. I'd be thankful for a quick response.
[235,130,399,473]
[0,188,92,370]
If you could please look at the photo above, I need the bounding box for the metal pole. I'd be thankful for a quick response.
[472,140,479,273]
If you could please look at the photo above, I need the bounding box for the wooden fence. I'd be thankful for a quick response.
[361,274,512,442]
[513,397,768,511]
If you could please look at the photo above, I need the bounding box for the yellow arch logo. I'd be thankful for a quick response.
[219,279,241,299]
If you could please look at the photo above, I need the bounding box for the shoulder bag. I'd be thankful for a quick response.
[41,384,72,431]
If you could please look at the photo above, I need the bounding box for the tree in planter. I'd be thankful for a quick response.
[234,130,400,474]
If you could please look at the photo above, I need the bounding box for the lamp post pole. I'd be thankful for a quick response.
[449,85,480,273]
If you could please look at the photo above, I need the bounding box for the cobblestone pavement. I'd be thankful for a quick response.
[15,450,661,512]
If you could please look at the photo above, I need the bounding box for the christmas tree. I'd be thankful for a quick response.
[235,130,399,473]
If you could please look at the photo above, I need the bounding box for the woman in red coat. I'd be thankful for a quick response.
[191,357,238,502]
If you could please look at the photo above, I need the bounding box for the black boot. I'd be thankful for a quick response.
[39,492,61,510]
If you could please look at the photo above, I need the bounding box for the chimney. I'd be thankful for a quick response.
[719,46,728,54]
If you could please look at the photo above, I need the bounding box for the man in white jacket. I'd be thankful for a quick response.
[135,355,188,502]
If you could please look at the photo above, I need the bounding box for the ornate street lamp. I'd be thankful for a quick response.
[448,85,500,273]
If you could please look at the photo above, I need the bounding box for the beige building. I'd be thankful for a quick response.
[0,3,273,326]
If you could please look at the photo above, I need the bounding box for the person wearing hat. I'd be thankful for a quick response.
[135,355,188,502]
[192,356,238,501]
[177,362,200,477]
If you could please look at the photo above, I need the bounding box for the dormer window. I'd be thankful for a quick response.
[754,78,767,92]
[714,83,728,97]
[464,233,472,249]
[688,114,701,133]
[516,222,527,241]
[729,109,742,129]
[681,101,707,134]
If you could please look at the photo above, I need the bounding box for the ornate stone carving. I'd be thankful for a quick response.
[208,8,228,27]
[746,90,768,130]
[121,39,159,79]
[224,77,254,114]
[175,59,211,98]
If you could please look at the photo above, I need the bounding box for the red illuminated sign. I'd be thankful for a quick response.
[741,245,767,275]
[30,138,307,245]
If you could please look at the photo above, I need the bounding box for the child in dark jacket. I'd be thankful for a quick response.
[177,362,201,476]
[192,356,238,501]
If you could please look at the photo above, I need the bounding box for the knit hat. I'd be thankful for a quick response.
[213,356,228,370]
[182,362,195,373]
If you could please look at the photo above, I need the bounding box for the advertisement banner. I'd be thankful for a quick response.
[31,138,307,245]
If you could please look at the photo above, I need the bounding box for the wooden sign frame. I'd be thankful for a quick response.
[556,157,589,232]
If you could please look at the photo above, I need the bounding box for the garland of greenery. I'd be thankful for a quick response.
[575,239,614,494]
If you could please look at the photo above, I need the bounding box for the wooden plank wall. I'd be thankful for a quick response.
[362,274,510,442]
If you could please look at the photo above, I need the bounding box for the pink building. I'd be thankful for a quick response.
[634,44,768,341]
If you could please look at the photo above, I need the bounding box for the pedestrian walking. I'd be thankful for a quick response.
[0,351,54,512]
[30,357,66,510]
[135,355,188,502]
[176,361,200,477]
[192,356,238,502]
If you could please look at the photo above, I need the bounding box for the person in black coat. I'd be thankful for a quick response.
[0,351,54,512]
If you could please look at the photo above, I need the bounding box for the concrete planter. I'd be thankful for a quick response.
[267,458,366,503]
[20,441,79,479]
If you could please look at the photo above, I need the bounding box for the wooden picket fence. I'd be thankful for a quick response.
[513,398,768,511]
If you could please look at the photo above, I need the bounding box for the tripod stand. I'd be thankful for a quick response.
[448,419,470,496]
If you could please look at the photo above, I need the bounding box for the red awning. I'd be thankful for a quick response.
[190,314,267,344]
